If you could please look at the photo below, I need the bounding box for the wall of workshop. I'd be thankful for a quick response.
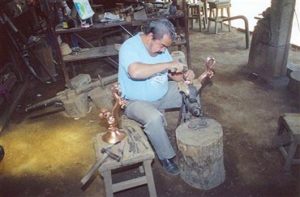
[0,27,10,68]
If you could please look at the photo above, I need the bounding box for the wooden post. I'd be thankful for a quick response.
[248,0,296,80]
[176,118,225,190]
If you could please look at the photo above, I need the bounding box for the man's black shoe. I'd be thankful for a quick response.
[160,158,180,175]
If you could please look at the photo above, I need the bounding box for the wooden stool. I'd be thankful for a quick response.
[207,0,231,34]
[277,113,300,173]
[187,0,207,31]
[94,118,157,197]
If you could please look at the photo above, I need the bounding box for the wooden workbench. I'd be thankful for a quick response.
[54,9,190,84]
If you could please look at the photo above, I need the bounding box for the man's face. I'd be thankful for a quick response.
[148,34,173,56]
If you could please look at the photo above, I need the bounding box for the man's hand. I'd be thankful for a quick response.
[169,61,186,73]
[183,69,195,82]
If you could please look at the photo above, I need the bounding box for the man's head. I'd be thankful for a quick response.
[143,19,176,55]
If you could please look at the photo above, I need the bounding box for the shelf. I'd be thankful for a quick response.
[62,45,118,63]
[53,5,190,83]
[173,39,187,46]
[56,21,132,34]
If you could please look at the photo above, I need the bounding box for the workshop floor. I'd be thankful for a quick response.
[1,26,300,197]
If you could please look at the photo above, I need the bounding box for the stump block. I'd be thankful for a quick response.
[176,118,225,190]
[288,71,300,103]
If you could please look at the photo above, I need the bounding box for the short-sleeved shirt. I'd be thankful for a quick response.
[118,33,173,102]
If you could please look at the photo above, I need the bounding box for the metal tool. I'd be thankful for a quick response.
[80,153,109,186]
[127,138,135,153]
[80,142,121,186]
[177,57,216,126]
[125,126,148,150]
[101,147,121,162]
[25,74,101,112]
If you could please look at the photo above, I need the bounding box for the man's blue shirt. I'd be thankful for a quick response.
[118,33,172,101]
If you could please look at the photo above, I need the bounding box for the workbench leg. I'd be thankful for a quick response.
[214,8,218,34]
[143,160,157,197]
[227,7,231,31]
[101,170,114,197]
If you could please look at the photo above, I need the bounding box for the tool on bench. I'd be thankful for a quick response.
[101,146,121,162]
[80,142,121,185]
[125,126,149,150]
[127,132,138,154]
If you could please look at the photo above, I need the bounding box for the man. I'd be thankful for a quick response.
[118,19,211,175]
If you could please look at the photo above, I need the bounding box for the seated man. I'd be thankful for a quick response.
[118,18,212,175]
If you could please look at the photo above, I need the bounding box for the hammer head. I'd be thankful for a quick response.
[101,147,121,162]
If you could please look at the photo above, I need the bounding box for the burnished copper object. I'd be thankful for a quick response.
[205,56,216,72]
[99,84,127,144]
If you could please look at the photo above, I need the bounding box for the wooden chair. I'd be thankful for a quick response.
[207,0,231,34]
[187,0,207,31]
[277,113,300,173]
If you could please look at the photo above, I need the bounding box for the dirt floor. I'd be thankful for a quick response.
[1,26,300,197]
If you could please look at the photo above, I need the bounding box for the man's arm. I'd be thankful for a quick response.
[128,61,185,79]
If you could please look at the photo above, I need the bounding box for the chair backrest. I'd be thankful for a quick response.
[187,0,204,6]
[187,0,200,4]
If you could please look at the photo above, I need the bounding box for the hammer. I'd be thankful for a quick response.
[80,143,121,186]
[101,147,121,162]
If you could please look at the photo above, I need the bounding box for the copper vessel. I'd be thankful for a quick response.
[99,84,127,144]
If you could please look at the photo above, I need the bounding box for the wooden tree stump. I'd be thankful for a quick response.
[176,118,225,190]
[288,71,300,105]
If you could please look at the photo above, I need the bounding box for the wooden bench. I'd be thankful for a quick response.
[62,45,118,63]
[94,118,157,197]
[277,113,300,173]
[62,45,119,86]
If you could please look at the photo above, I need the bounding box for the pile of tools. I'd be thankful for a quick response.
[25,74,104,118]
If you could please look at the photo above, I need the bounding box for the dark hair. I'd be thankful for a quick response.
[143,19,176,41]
